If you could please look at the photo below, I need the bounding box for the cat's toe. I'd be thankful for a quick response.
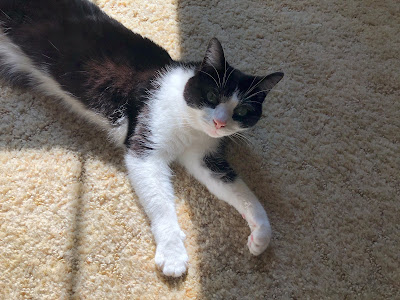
[162,259,188,277]
[247,223,271,256]
[155,239,188,277]
[156,252,188,277]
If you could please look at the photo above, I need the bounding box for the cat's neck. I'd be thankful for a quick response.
[147,64,218,159]
[152,64,197,131]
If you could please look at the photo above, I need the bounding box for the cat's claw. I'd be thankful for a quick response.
[247,223,271,256]
[155,231,188,277]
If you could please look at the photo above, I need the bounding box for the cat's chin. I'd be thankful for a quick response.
[203,129,219,138]
[204,128,229,139]
[207,132,222,138]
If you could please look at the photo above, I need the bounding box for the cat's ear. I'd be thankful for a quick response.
[258,72,284,93]
[201,38,225,70]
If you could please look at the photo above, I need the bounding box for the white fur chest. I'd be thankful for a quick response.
[150,117,217,162]
[145,66,219,161]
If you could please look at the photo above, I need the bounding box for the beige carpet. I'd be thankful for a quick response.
[1,0,399,298]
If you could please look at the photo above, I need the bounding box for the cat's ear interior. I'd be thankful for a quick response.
[258,72,284,93]
[201,38,225,70]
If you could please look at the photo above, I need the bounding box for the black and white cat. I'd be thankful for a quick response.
[0,0,283,277]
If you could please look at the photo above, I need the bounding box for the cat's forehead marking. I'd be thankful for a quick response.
[220,85,239,100]
[219,90,239,112]
[230,90,240,106]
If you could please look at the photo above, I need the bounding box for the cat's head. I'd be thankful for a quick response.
[183,38,283,138]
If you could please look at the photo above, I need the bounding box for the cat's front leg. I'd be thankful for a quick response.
[125,151,188,277]
[179,150,271,256]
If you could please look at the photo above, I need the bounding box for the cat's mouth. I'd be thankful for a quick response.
[199,121,223,138]
[204,122,246,138]
[206,128,222,138]
[204,124,235,138]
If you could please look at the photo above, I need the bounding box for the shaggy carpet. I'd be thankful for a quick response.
[1,0,399,298]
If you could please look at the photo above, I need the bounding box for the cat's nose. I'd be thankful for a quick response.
[213,119,226,129]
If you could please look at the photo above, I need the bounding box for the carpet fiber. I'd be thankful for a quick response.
[1,0,399,298]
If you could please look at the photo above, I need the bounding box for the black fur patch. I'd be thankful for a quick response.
[203,142,237,183]
[125,105,154,157]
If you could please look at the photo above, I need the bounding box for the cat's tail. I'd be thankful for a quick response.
[0,27,127,145]
[0,28,77,105]
[0,28,35,89]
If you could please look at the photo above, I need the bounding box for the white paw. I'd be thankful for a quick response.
[247,223,271,256]
[155,231,188,277]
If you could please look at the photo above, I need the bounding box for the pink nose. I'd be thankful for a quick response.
[213,119,226,129]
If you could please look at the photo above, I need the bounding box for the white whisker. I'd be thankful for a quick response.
[241,100,262,105]
[0,9,12,20]
[244,89,274,100]
[48,40,60,53]
[209,63,221,88]
[227,135,240,146]
[232,132,253,147]
[244,76,257,96]
[199,70,220,89]
[244,74,270,97]
[224,68,235,89]
[42,53,53,60]
[222,59,227,89]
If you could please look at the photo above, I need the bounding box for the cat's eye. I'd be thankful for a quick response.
[206,91,218,104]
[235,106,249,117]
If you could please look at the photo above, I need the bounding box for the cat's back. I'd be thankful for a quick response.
[0,0,100,22]
[0,0,171,68]
[0,0,173,128]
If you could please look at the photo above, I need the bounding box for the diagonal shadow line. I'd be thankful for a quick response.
[175,0,286,298]
[68,155,85,299]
